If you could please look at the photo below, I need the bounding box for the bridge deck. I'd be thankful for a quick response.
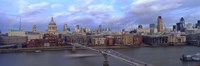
[70,43,154,66]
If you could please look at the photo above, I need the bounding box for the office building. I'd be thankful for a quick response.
[32,25,37,33]
[157,16,163,32]
[196,20,200,28]
[63,24,68,32]
[149,24,156,34]
[173,25,177,31]
[8,30,26,37]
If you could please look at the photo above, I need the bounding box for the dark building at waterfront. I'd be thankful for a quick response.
[186,33,200,46]
[142,35,168,46]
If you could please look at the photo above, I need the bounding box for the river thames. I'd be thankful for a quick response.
[0,46,200,66]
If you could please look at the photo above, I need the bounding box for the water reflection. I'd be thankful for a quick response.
[0,46,200,66]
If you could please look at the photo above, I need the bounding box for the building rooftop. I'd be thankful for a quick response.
[10,30,24,32]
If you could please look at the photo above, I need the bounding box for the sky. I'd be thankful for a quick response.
[0,0,200,33]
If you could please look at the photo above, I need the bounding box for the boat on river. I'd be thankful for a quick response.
[66,54,97,58]
[34,50,42,53]
[180,53,200,61]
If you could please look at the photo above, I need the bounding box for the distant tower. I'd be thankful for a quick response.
[80,27,83,33]
[19,18,22,30]
[173,25,177,31]
[150,24,156,34]
[74,25,80,33]
[106,27,111,32]
[85,27,90,33]
[47,17,58,34]
[76,25,80,29]
[196,20,200,28]
[98,25,102,32]
[63,24,68,32]
[138,25,143,29]
[180,17,185,27]
[121,29,125,34]
[180,17,186,32]
[157,16,163,32]
[176,23,182,31]
[32,25,37,32]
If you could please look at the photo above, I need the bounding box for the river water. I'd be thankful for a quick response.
[0,46,200,66]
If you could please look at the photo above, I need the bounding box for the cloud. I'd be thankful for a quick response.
[67,5,80,13]
[53,11,71,17]
[1,0,200,32]
[18,0,49,16]
[64,15,99,30]
[0,12,19,32]
[76,0,93,7]
[87,4,113,14]
[118,0,200,27]
[129,0,182,14]
[52,3,114,25]
[51,4,63,9]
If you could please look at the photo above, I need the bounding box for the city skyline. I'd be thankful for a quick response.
[0,0,200,33]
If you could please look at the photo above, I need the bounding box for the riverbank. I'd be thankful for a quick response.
[0,45,129,53]
[0,44,194,53]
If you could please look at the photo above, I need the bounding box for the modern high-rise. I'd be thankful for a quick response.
[173,25,177,31]
[176,23,182,31]
[157,16,163,32]
[180,17,185,28]
[106,27,111,32]
[149,24,156,34]
[196,20,200,28]
[32,25,37,32]
[76,25,80,29]
[149,24,156,29]
[47,17,58,34]
[98,25,102,33]
[176,17,185,32]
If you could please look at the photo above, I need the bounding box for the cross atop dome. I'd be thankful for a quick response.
[51,16,54,22]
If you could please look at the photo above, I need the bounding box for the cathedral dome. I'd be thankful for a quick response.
[47,16,58,34]
[49,21,56,25]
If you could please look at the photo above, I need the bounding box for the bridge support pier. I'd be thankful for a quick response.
[72,45,76,51]
[103,54,109,66]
